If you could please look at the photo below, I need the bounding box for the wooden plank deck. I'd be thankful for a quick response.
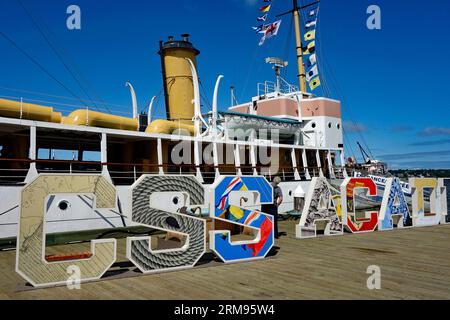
[1,221,450,300]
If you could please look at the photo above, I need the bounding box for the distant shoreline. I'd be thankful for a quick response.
[390,169,450,178]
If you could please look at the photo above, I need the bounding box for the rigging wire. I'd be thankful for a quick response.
[0,29,91,109]
[343,128,357,161]
[151,93,164,120]
[199,80,212,113]
[296,3,374,163]
[282,14,294,77]
[309,6,377,161]
[314,6,331,98]
[140,87,164,120]
[239,45,261,102]
[0,93,134,117]
[321,49,376,161]
[0,85,131,109]
[16,0,108,113]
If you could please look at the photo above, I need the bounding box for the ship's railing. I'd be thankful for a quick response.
[257,80,299,97]
[0,158,333,185]
[0,158,31,182]
[332,167,347,179]
[36,159,102,174]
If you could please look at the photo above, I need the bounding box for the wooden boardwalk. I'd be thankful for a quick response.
[1,221,450,300]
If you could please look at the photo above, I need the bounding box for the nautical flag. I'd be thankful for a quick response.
[257,14,268,22]
[217,177,244,210]
[309,9,316,16]
[259,20,282,46]
[309,76,321,91]
[260,4,271,13]
[253,25,266,33]
[305,20,317,28]
[306,65,319,82]
[307,53,317,67]
[304,30,316,41]
[303,41,315,55]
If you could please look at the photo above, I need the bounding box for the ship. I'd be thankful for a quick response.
[0,1,385,248]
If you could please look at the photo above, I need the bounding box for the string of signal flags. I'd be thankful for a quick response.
[252,0,322,91]
[252,0,281,46]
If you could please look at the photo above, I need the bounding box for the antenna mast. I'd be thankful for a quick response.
[265,57,288,92]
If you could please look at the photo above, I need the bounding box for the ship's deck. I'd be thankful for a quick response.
[1,220,450,300]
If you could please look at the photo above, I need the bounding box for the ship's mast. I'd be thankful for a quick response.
[278,0,319,93]
[292,0,307,93]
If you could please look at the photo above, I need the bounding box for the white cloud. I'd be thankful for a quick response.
[419,127,450,136]
[343,121,367,133]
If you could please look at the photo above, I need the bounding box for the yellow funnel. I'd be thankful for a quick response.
[159,34,200,125]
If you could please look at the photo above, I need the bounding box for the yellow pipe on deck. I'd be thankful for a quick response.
[62,109,138,131]
[0,98,62,123]
[146,119,195,136]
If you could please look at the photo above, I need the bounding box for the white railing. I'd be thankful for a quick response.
[257,79,299,96]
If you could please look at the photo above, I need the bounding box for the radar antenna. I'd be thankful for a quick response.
[265,57,288,93]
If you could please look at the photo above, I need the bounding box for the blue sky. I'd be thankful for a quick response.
[0,0,449,169]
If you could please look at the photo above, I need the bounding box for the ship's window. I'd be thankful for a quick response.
[337,123,341,130]
[311,122,316,129]
[83,151,101,162]
[38,149,78,161]
[58,200,69,211]
[328,122,332,129]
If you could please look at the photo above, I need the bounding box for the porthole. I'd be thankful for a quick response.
[328,122,332,129]
[337,123,341,130]
[58,200,69,211]
[311,122,316,129]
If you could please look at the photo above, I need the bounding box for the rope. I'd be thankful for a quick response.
[129,176,205,271]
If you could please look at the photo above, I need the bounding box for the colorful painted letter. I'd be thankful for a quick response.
[340,178,378,233]
[410,178,445,227]
[378,178,412,230]
[209,176,274,263]
[16,175,117,288]
[126,175,206,274]
[296,177,343,238]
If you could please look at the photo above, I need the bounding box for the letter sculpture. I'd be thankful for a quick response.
[16,175,117,287]
[296,177,343,238]
[209,176,274,263]
[378,178,412,230]
[341,178,378,233]
[126,175,206,273]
